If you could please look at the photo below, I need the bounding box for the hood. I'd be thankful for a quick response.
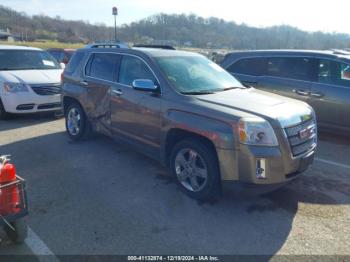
[0,69,63,85]
[195,88,313,128]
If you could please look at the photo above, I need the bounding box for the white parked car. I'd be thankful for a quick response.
[0,45,64,119]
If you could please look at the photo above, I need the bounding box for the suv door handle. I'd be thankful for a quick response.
[80,81,88,86]
[310,92,324,98]
[293,89,310,96]
[112,89,123,96]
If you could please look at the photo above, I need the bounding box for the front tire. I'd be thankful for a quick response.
[65,102,91,141]
[170,139,221,200]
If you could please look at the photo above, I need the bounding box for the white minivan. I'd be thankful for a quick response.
[0,45,64,119]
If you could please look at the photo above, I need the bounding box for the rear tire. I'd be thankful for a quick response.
[65,102,92,141]
[4,219,28,244]
[170,139,221,200]
[0,98,10,120]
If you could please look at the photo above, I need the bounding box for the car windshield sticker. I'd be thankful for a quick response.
[43,60,55,67]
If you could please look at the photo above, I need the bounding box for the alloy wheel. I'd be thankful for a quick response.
[174,148,208,192]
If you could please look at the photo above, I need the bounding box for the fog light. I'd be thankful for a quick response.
[256,159,266,179]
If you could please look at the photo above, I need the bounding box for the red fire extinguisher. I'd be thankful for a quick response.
[0,160,20,216]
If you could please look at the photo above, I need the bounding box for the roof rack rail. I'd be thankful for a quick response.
[85,42,129,49]
[331,49,350,55]
[133,44,176,50]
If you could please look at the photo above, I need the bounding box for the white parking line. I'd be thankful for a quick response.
[25,227,59,261]
[315,158,350,170]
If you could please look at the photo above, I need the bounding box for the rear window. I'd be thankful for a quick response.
[85,53,119,82]
[65,52,85,74]
[227,57,267,76]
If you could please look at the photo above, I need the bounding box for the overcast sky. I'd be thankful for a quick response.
[2,0,350,34]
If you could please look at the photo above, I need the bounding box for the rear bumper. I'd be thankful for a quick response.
[1,92,61,113]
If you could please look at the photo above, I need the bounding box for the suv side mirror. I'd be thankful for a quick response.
[132,79,157,92]
[60,63,66,69]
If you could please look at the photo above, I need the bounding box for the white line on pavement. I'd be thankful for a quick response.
[25,227,59,261]
[315,158,350,170]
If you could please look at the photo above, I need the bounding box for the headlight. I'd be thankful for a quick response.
[3,82,29,93]
[238,117,278,146]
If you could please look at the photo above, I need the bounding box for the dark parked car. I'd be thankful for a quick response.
[221,50,350,133]
[47,48,75,65]
[61,44,316,200]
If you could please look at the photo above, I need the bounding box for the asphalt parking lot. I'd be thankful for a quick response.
[0,115,349,258]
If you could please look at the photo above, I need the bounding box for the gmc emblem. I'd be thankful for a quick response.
[299,127,314,140]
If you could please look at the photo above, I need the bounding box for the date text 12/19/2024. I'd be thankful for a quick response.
[127,256,219,261]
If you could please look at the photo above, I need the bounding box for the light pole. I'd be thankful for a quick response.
[112,6,118,42]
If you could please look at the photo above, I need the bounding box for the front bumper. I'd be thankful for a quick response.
[217,134,315,186]
[218,115,317,186]
[218,146,314,195]
[1,92,61,113]
[235,145,314,185]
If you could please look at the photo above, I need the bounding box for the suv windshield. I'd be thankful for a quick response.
[0,50,60,70]
[155,55,243,94]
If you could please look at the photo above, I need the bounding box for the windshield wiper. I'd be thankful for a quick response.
[222,87,239,91]
[181,91,217,95]
[209,87,244,93]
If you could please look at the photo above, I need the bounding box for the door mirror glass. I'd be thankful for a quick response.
[132,79,157,92]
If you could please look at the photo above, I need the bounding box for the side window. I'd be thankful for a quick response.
[65,52,85,74]
[118,55,156,86]
[86,53,118,82]
[266,57,317,82]
[318,59,350,88]
[227,58,266,76]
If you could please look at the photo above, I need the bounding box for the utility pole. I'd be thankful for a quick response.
[112,6,118,42]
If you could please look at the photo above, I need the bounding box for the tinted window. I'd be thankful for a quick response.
[318,59,350,88]
[266,57,317,81]
[227,58,267,76]
[118,55,156,86]
[86,53,118,82]
[65,52,85,74]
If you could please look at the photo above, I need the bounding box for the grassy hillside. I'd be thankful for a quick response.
[1,5,350,50]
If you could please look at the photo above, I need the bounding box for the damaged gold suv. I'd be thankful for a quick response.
[62,43,317,200]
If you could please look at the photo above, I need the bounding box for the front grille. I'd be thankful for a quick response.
[30,84,61,96]
[284,119,317,157]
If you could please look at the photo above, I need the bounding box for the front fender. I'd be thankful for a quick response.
[162,110,236,150]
